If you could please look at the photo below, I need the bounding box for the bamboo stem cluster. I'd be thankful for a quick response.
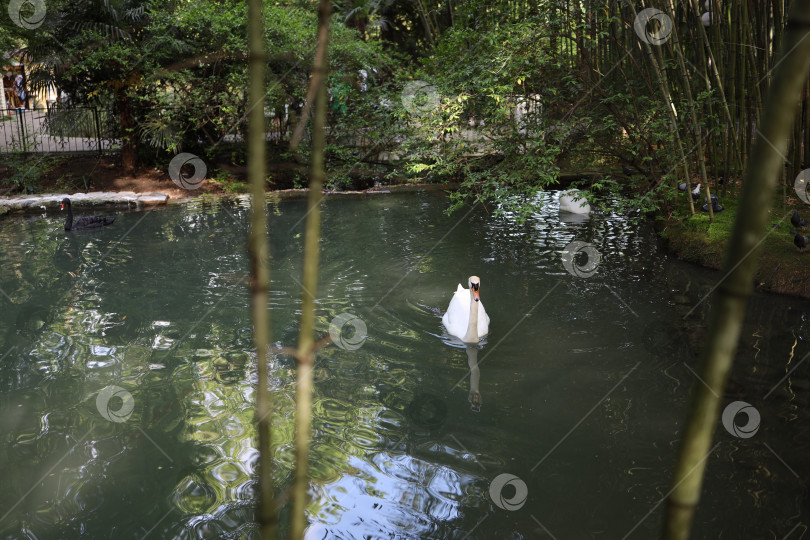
[246,0,275,537]
[663,2,810,538]
[551,0,807,210]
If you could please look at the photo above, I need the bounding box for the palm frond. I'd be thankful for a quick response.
[72,21,131,41]
[344,6,363,21]
[368,16,391,31]
[103,0,120,23]
[125,6,145,22]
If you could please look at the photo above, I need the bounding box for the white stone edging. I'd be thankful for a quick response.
[0,191,169,215]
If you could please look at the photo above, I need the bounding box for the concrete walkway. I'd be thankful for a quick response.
[0,109,118,153]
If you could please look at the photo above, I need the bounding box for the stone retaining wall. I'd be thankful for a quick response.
[0,191,169,216]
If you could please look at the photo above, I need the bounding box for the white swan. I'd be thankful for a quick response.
[442,276,490,343]
[559,189,591,214]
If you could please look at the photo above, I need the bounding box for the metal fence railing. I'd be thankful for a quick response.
[0,105,119,154]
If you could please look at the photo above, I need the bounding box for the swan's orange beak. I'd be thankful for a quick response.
[60,203,65,210]
[472,285,480,302]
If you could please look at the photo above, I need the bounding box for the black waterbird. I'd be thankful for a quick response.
[61,198,116,231]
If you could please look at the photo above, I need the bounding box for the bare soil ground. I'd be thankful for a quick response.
[24,155,230,198]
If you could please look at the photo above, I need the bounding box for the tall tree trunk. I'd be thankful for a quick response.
[246,0,275,536]
[290,0,330,537]
[348,0,367,39]
[662,2,810,538]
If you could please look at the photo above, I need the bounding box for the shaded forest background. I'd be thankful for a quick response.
[1,0,808,220]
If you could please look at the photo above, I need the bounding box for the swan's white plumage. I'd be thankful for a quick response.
[442,283,490,341]
[559,189,591,214]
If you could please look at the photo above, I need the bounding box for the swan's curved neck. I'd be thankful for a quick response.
[463,289,479,343]
[64,202,73,231]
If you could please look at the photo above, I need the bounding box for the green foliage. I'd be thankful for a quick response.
[140,3,396,160]
[54,172,92,191]
[210,168,248,194]
[18,0,398,169]
[6,0,756,221]
[319,76,407,186]
[1,154,63,194]
[389,23,567,221]
[45,108,113,138]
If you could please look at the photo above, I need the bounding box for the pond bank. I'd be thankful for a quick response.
[0,182,453,216]
[4,172,809,302]
[0,191,170,215]
[659,198,810,300]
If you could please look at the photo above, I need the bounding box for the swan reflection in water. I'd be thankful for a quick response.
[442,276,489,412]
[466,346,481,412]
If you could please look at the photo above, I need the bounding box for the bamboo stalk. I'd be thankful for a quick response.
[662,3,810,538]
[793,101,803,181]
[413,0,436,46]
[746,17,763,127]
[742,0,752,168]
[624,1,694,214]
[290,0,330,537]
[688,0,744,179]
[723,1,736,196]
[664,6,706,217]
[246,0,275,536]
[801,81,810,168]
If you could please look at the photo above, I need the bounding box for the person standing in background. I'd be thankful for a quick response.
[13,72,26,109]
[3,72,18,109]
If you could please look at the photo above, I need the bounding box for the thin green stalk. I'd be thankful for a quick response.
[246,0,274,537]
[624,1,692,214]
[290,0,330,537]
[664,5,704,217]
[689,0,744,176]
[662,3,810,538]
[801,81,810,168]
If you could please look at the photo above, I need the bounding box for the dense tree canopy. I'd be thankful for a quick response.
[2,0,808,219]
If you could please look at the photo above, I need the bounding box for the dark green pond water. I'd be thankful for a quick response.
[1,191,809,539]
